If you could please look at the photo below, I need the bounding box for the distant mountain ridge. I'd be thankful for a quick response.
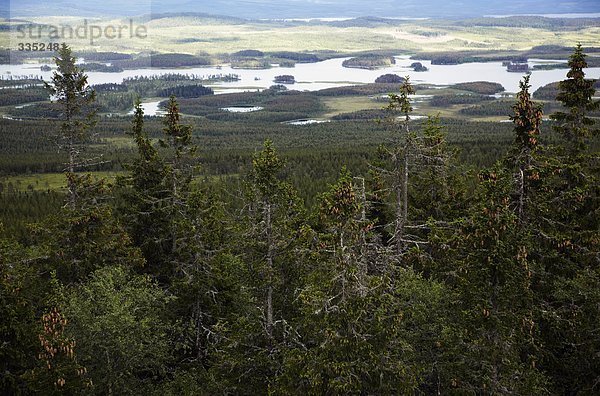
[4,0,600,19]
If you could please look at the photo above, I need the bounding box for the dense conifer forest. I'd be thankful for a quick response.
[1,41,599,395]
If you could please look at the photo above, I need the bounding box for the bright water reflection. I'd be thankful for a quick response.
[2,56,599,96]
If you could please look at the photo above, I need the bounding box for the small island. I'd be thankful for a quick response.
[410,62,428,72]
[342,55,396,70]
[533,63,568,70]
[273,75,296,84]
[506,62,530,73]
[231,58,272,70]
[375,74,405,84]
[81,63,124,73]
[452,81,505,95]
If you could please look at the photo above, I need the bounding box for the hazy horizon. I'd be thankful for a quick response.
[4,0,600,19]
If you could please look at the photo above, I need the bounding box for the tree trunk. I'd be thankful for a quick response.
[171,138,179,254]
[395,129,410,256]
[68,137,76,208]
[265,201,274,338]
[517,166,525,223]
[357,177,368,280]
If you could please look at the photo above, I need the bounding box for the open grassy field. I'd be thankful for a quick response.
[321,96,383,118]
[0,170,238,192]
[0,172,123,192]
[4,15,599,56]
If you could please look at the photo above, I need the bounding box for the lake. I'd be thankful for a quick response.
[2,55,599,98]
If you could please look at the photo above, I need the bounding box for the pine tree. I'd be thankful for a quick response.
[382,77,415,256]
[411,114,458,222]
[550,43,600,154]
[431,168,548,393]
[45,44,97,208]
[0,237,44,394]
[531,44,600,393]
[509,74,543,223]
[160,95,196,276]
[116,99,169,277]
[210,140,306,394]
[276,168,448,394]
[62,266,172,394]
[366,146,393,247]
[250,140,285,338]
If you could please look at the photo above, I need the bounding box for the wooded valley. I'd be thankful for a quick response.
[0,38,599,394]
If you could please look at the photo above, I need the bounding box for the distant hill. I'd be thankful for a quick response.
[4,0,600,19]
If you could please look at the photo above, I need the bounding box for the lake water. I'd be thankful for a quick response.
[127,101,164,116]
[2,55,599,115]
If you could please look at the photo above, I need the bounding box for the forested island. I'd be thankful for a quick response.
[342,55,396,69]
[0,40,599,395]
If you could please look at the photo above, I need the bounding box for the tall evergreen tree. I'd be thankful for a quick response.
[382,77,415,256]
[116,99,169,277]
[550,43,600,154]
[431,168,548,394]
[510,74,543,223]
[160,95,196,277]
[411,114,461,223]
[277,168,448,394]
[209,140,305,394]
[45,44,97,208]
[531,44,600,393]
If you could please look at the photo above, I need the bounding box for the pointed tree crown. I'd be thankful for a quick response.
[511,74,543,153]
[551,43,599,151]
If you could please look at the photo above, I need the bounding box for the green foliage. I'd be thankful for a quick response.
[115,99,171,279]
[156,84,214,98]
[59,266,173,394]
[0,88,49,106]
[428,167,549,393]
[232,58,272,69]
[33,205,145,284]
[342,54,396,70]
[374,73,404,83]
[460,99,514,116]
[452,81,505,95]
[276,168,450,394]
[551,43,600,153]
[46,43,97,145]
[0,191,63,241]
[200,141,306,394]
[0,238,41,394]
[80,63,124,73]
[430,93,494,107]
[46,44,99,209]
[511,75,543,154]
[1,42,599,396]
[524,46,600,393]
[282,269,448,394]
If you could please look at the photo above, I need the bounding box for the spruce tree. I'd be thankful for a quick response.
[382,77,415,256]
[532,44,600,393]
[431,168,548,393]
[510,74,543,223]
[45,44,97,208]
[277,168,447,394]
[116,99,169,277]
[160,95,196,276]
[211,140,305,394]
[550,43,600,154]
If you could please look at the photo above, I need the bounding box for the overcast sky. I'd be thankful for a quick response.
[4,0,600,19]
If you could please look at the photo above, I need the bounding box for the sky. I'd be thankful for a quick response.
[3,0,600,19]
